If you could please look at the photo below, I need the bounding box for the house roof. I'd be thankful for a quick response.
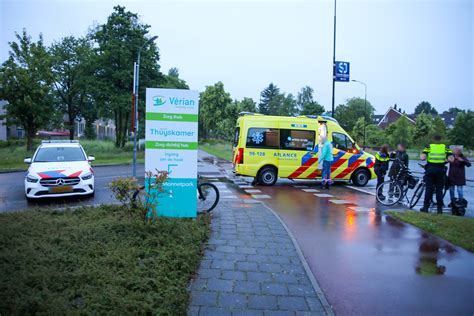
[377,106,416,129]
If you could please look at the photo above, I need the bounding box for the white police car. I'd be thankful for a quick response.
[24,140,95,200]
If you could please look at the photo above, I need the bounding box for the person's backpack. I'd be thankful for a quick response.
[450,198,467,216]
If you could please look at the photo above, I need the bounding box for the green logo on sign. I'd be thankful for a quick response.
[153,95,166,106]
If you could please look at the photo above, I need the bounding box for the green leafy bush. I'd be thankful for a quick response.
[109,170,169,223]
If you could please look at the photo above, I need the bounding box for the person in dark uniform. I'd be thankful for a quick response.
[420,135,452,214]
[374,144,390,196]
[388,143,409,179]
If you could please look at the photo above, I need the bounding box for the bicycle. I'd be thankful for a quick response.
[132,175,220,214]
[376,158,418,206]
[197,176,220,213]
[409,164,448,210]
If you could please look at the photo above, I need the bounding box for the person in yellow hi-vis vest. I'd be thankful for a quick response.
[420,135,452,214]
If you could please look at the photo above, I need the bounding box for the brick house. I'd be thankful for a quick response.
[376,104,416,129]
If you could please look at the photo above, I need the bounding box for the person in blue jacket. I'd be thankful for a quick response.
[318,135,334,190]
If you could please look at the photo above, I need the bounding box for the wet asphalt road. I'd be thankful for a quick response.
[250,181,474,315]
[0,165,144,213]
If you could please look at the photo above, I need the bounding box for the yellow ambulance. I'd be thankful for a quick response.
[232,113,376,186]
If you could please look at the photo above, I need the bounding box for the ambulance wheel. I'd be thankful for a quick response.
[258,166,277,186]
[351,169,370,187]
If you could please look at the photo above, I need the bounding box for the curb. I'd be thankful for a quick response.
[258,201,335,316]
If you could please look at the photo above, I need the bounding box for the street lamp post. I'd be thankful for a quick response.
[351,79,367,149]
[132,35,158,177]
[331,0,337,118]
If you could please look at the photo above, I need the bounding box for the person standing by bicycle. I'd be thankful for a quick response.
[388,143,409,188]
[448,147,471,206]
[420,135,452,214]
[374,144,390,199]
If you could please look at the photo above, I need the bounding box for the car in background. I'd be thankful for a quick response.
[24,140,95,201]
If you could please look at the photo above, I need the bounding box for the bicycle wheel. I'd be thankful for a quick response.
[197,182,220,213]
[409,182,425,209]
[376,180,403,206]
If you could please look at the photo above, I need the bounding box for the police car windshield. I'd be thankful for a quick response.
[34,147,86,162]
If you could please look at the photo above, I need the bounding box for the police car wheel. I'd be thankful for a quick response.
[258,166,277,186]
[351,169,369,187]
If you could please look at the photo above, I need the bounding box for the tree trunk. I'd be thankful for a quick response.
[122,111,129,148]
[114,110,121,147]
[69,117,75,140]
[26,128,35,151]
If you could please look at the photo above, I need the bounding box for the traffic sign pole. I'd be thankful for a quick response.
[331,0,337,118]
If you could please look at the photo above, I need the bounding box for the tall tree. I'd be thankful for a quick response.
[279,93,297,116]
[199,82,232,139]
[449,110,474,149]
[446,107,463,115]
[91,6,163,147]
[0,30,54,150]
[386,116,414,147]
[413,112,434,146]
[335,97,375,131]
[215,101,238,140]
[297,86,325,116]
[365,124,387,148]
[414,101,438,115]
[432,115,446,140]
[162,67,189,89]
[352,118,386,147]
[258,83,280,115]
[237,97,257,113]
[50,36,95,140]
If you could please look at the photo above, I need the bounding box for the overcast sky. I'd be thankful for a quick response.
[1,0,472,114]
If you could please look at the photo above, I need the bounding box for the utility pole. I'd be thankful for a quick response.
[352,80,368,149]
[132,35,158,177]
[331,0,337,118]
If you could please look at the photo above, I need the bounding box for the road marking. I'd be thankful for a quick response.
[239,185,254,189]
[245,189,262,193]
[348,206,374,212]
[221,195,238,199]
[329,199,352,205]
[243,199,260,204]
[347,186,376,196]
[302,189,320,193]
[213,182,228,186]
[251,194,271,199]
[314,193,334,198]
[293,185,309,188]
[219,190,232,194]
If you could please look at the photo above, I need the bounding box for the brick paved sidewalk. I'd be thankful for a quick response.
[188,199,332,315]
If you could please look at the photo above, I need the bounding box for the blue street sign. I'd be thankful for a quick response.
[334,61,350,82]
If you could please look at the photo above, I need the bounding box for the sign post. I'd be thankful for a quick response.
[145,88,199,218]
[334,61,350,82]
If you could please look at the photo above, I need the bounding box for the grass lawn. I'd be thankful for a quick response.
[0,206,210,314]
[387,210,474,252]
[0,140,144,172]
[199,139,233,161]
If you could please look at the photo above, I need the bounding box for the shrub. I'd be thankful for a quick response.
[109,170,169,223]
